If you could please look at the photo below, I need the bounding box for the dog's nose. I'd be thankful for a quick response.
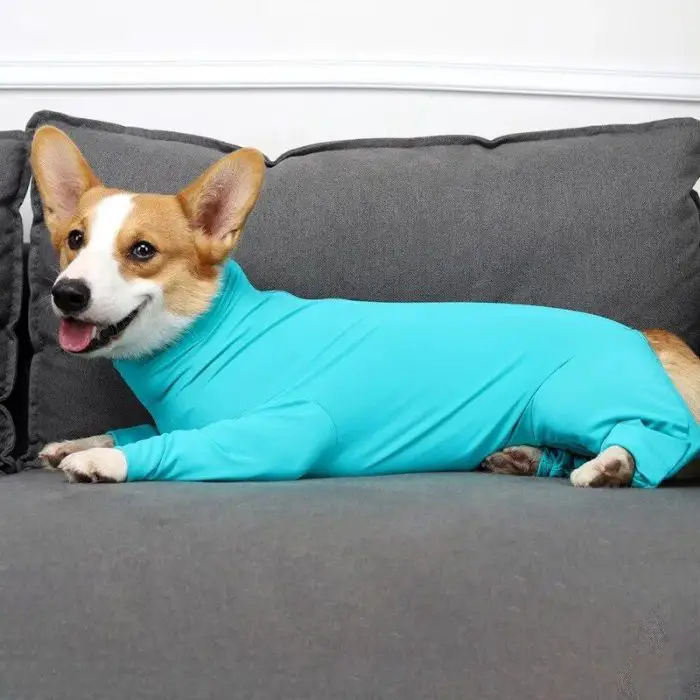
[52,278,91,315]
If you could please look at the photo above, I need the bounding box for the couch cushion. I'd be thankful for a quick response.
[1,470,699,699]
[23,111,700,465]
[0,132,30,473]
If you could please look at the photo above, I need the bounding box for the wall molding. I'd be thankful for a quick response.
[0,59,698,101]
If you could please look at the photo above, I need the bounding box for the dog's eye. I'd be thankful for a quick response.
[67,230,84,251]
[130,241,157,261]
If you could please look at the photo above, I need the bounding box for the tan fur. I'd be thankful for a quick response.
[643,329,700,482]
[115,194,220,316]
[53,187,123,267]
[643,329,700,422]
[32,126,266,318]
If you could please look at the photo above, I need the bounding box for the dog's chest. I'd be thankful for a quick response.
[117,335,320,433]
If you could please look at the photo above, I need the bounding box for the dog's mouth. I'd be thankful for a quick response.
[58,305,143,354]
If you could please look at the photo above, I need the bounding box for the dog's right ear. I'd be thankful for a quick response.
[30,126,101,236]
[177,148,266,265]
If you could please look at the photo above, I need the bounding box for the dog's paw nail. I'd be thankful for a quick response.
[570,467,594,487]
[39,443,69,468]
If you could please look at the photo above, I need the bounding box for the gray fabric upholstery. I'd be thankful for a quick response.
[23,112,700,467]
[1,470,699,700]
[11,111,700,699]
[0,132,30,472]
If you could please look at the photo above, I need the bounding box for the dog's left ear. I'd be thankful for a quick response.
[178,148,266,265]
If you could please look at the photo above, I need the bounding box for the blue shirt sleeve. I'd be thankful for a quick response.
[108,424,159,446]
[117,399,338,482]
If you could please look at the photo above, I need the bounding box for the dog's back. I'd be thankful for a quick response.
[644,330,700,481]
[644,330,700,422]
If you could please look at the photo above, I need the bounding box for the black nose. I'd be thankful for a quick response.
[52,278,91,314]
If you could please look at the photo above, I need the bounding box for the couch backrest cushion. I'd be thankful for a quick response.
[22,111,700,465]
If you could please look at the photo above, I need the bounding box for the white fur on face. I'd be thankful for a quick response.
[55,193,190,360]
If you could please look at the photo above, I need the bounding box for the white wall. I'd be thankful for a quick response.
[1,0,698,152]
[3,0,698,72]
[2,0,699,233]
[1,90,698,159]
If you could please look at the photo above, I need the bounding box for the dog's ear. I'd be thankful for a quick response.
[177,148,266,265]
[31,126,102,237]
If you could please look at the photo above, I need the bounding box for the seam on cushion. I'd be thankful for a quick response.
[692,189,700,223]
[25,111,700,172]
[0,330,17,418]
[0,131,27,143]
[25,110,258,161]
[0,405,18,473]
[22,188,54,463]
[272,117,700,166]
[19,352,48,468]
[26,183,49,354]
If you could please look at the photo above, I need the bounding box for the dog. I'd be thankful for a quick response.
[30,126,700,488]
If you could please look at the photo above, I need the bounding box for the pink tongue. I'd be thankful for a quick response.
[58,319,96,353]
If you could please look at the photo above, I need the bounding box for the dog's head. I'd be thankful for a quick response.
[31,126,265,360]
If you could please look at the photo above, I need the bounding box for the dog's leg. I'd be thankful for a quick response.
[39,434,115,469]
[569,445,634,488]
[480,446,543,476]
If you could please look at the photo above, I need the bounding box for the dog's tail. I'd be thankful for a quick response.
[643,329,700,422]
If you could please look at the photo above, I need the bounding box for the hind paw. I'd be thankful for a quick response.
[481,446,543,476]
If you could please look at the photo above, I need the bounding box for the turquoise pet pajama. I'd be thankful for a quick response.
[109,260,700,488]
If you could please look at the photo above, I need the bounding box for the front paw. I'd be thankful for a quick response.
[39,435,115,469]
[59,448,127,484]
[39,441,80,469]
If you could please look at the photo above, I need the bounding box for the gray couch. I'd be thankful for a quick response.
[2,113,700,699]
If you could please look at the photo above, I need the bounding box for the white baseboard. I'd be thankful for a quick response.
[0,59,698,101]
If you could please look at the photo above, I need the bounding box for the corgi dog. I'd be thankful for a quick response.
[30,126,700,488]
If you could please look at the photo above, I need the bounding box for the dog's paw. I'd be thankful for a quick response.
[569,462,602,487]
[39,441,80,469]
[39,435,115,469]
[570,446,634,488]
[59,448,127,484]
[481,446,543,476]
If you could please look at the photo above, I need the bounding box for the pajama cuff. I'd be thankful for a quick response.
[107,424,159,448]
[535,447,580,480]
[601,419,692,489]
